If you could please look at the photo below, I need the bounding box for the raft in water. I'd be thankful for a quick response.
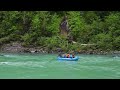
[57,56,79,61]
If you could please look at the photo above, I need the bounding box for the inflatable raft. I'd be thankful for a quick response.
[57,56,79,61]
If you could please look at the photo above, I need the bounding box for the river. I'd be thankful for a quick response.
[0,53,120,79]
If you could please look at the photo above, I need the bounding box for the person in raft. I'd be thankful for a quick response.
[66,53,70,58]
[72,53,75,58]
[58,53,67,58]
[64,53,75,58]
[58,53,75,58]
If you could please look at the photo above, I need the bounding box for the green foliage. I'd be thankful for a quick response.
[0,11,120,52]
[81,11,100,24]
[0,36,11,45]
[68,11,85,41]
[36,37,48,46]
[46,13,61,36]
[92,34,113,50]
[113,36,120,50]
[21,33,31,46]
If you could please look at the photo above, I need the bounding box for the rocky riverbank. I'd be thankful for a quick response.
[0,42,62,54]
[0,42,47,53]
[0,42,120,55]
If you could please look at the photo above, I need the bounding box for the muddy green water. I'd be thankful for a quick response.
[0,53,120,79]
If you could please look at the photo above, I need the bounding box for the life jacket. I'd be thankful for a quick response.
[67,54,70,58]
[72,54,75,58]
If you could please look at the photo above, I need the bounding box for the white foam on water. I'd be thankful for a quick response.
[3,54,19,58]
[0,61,46,68]
[1,54,120,78]
[0,62,9,64]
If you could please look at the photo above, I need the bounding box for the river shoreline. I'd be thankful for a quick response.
[0,42,120,55]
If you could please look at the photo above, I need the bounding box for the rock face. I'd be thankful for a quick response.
[0,42,61,54]
[0,42,34,53]
[59,16,69,37]
[0,42,120,55]
[1,42,24,53]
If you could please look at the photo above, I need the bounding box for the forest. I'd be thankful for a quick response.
[0,11,120,53]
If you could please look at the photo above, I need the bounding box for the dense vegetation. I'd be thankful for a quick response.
[0,11,120,52]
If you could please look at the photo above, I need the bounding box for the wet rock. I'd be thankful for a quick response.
[24,49,30,53]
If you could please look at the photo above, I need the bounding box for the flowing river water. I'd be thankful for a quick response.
[0,53,120,79]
